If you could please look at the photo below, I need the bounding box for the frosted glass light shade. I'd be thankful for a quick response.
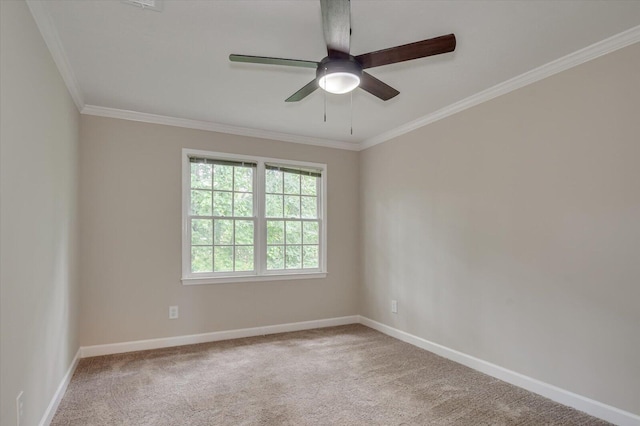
[318,72,361,94]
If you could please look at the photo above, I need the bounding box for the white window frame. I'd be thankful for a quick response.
[181,148,327,285]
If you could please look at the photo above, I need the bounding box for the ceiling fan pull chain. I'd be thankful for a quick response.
[323,67,327,122]
[350,91,353,135]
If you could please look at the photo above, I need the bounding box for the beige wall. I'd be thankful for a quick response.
[359,42,640,414]
[0,2,81,425]
[78,115,359,346]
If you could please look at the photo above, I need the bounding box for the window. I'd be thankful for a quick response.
[182,149,326,284]
[189,158,256,274]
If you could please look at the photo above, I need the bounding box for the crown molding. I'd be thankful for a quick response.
[26,0,84,111]
[81,105,360,151]
[360,25,640,151]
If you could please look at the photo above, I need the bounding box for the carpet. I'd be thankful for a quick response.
[51,324,609,425]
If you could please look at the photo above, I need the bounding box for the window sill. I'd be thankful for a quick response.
[182,272,327,286]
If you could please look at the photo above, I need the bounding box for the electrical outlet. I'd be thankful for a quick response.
[391,300,398,314]
[16,391,24,426]
[169,305,179,319]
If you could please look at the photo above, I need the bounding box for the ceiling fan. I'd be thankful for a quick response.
[229,0,456,102]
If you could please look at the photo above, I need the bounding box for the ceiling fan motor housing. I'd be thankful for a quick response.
[317,56,363,94]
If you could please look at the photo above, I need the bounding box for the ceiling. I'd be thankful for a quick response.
[34,0,640,148]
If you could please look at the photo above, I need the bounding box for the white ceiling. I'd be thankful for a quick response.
[35,0,640,148]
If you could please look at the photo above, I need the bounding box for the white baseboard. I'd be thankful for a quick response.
[80,315,359,358]
[359,316,640,426]
[39,348,81,426]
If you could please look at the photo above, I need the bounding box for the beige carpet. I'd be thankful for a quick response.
[52,325,608,425]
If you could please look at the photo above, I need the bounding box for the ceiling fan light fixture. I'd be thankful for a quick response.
[319,72,360,94]
[316,58,363,95]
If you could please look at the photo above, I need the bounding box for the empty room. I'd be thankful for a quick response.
[1,0,639,425]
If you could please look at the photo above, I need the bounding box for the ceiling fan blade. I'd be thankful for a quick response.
[285,79,319,102]
[355,34,456,69]
[320,0,351,57]
[229,54,318,69]
[359,72,399,101]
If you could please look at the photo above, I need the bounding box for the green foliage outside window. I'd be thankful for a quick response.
[190,162,255,273]
[265,168,320,271]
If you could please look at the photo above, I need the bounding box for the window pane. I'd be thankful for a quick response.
[191,219,213,245]
[266,220,284,245]
[235,246,254,271]
[235,220,254,245]
[214,246,233,272]
[191,246,213,272]
[284,195,300,218]
[233,192,253,217]
[266,169,283,193]
[191,163,212,189]
[214,219,233,245]
[267,246,284,270]
[284,172,300,194]
[266,194,283,218]
[301,175,317,196]
[234,167,253,192]
[303,245,319,269]
[213,191,232,217]
[286,221,302,244]
[286,245,302,269]
[301,196,317,219]
[213,165,233,190]
[191,190,212,216]
[302,221,319,244]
